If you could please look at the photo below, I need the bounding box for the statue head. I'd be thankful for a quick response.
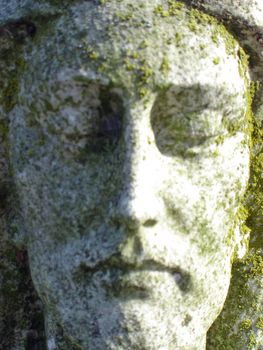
[2,0,262,349]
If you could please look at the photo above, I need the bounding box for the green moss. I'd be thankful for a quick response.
[139,40,148,49]
[125,62,136,71]
[215,134,225,146]
[188,18,198,33]
[225,203,250,257]
[115,11,133,21]
[224,68,258,257]
[244,252,263,277]
[98,63,106,73]
[211,32,219,45]
[256,317,263,330]
[131,51,140,59]
[207,29,262,347]
[160,56,170,75]
[207,247,262,349]
[238,48,249,79]
[175,32,183,45]
[157,4,239,57]
[245,81,263,250]
[248,332,257,349]
[240,319,252,330]
[189,8,213,24]
[213,57,220,65]
[89,51,100,60]
[138,64,153,83]
[167,0,183,16]
[183,7,238,56]
[168,0,184,11]
[154,5,169,17]
[154,1,184,17]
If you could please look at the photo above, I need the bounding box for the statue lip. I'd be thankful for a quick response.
[75,258,192,293]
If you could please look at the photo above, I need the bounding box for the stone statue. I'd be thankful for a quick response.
[0,1,262,349]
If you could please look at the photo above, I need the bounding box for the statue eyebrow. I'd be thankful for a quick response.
[162,83,236,100]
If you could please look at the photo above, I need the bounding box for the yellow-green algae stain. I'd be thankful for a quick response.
[207,60,263,350]
[93,0,244,103]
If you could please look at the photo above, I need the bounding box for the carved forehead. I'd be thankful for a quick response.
[22,0,246,98]
[2,0,263,69]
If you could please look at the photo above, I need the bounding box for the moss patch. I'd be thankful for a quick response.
[207,55,263,350]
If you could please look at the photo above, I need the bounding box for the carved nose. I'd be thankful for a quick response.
[111,104,164,230]
[113,184,162,230]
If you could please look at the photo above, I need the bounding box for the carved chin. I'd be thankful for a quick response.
[42,261,229,350]
[55,293,208,350]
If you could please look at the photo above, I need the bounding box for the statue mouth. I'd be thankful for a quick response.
[74,258,192,294]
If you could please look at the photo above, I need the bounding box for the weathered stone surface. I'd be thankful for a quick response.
[0,238,46,350]
[0,24,46,349]
[0,1,262,349]
[207,65,263,349]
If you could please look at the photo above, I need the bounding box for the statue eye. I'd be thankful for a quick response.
[151,86,225,157]
[34,82,124,158]
[96,113,121,139]
[83,88,123,154]
[85,108,122,153]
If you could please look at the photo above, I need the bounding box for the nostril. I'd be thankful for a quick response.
[111,217,157,230]
[143,219,158,227]
[110,215,140,230]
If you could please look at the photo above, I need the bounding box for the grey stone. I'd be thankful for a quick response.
[0,1,262,349]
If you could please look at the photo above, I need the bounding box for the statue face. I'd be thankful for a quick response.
[9,1,250,349]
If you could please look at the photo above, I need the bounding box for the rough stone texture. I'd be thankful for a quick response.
[0,1,262,349]
[187,0,263,71]
[207,65,263,349]
[0,238,46,350]
[0,19,46,349]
